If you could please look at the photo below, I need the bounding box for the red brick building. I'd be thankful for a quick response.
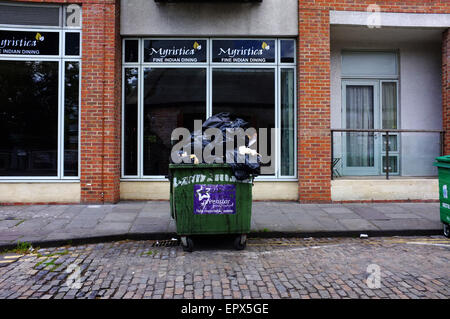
[0,0,448,204]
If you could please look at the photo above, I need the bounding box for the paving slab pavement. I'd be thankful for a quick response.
[0,201,444,249]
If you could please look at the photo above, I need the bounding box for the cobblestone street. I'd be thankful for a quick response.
[0,236,449,299]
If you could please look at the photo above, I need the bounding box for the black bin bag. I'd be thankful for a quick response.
[170,112,261,180]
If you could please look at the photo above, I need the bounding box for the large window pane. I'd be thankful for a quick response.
[212,68,275,175]
[0,61,59,176]
[143,68,206,176]
[124,68,139,176]
[64,61,79,177]
[280,69,295,176]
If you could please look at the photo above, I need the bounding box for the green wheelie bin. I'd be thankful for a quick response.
[434,155,450,238]
[169,163,253,252]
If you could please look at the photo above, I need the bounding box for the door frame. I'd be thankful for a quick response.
[341,79,381,176]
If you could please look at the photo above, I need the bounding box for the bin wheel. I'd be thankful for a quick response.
[444,224,450,238]
[234,235,247,250]
[182,237,194,252]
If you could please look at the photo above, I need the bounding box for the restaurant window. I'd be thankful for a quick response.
[0,3,81,179]
[122,38,296,180]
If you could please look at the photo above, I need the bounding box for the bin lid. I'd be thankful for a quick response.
[434,155,450,168]
[436,155,450,163]
[169,163,231,169]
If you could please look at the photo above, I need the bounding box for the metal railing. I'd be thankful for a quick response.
[330,129,445,180]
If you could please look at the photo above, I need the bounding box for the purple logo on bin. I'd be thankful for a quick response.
[194,184,236,215]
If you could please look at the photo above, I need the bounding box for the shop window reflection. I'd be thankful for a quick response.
[0,61,59,176]
[64,61,79,177]
[124,68,139,175]
[143,68,206,176]
[212,68,275,175]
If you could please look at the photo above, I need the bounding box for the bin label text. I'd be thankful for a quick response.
[194,184,236,215]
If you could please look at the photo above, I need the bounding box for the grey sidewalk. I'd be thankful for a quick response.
[0,201,443,249]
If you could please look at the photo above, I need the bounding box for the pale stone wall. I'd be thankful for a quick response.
[252,182,298,201]
[0,183,81,203]
[120,181,298,201]
[120,181,170,201]
[331,179,439,201]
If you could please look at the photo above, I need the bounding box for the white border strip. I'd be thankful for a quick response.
[330,10,450,28]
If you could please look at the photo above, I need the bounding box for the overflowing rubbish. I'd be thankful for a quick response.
[171,112,261,180]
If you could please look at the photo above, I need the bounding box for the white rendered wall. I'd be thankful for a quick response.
[121,0,298,36]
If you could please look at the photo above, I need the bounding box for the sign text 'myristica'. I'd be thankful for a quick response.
[143,40,207,63]
[212,39,275,63]
[0,30,59,56]
[142,39,276,64]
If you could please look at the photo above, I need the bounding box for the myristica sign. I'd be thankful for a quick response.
[212,39,275,63]
[0,30,59,56]
[143,39,207,63]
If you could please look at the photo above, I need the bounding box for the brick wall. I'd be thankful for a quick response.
[298,9,331,203]
[298,0,450,202]
[79,1,121,203]
[11,0,122,203]
[444,29,450,155]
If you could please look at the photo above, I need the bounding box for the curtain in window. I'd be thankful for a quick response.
[382,82,397,129]
[346,86,374,167]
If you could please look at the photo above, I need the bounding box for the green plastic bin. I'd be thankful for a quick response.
[169,163,253,251]
[434,155,450,237]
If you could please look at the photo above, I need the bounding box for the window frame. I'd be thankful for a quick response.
[0,6,81,181]
[121,38,297,181]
